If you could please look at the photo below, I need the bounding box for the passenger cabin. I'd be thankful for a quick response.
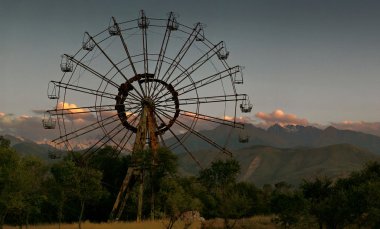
[240,96,253,113]
[42,113,56,129]
[108,18,120,36]
[60,55,73,72]
[217,42,229,60]
[47,81,59,99]
[232,66,244,84]
[108,25,119,36]
[82,33,95,51]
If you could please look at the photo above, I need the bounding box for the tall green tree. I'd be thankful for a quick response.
[0,137,21,229]
[0,137,47,229]
[198,159,249,229]
[270,188,306,229]
[49,158,105,229]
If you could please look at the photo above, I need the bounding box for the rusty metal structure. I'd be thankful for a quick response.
[43,11,252,221]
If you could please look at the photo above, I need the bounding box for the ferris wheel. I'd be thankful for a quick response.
[43,10,253,220]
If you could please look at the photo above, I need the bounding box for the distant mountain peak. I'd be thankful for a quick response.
[324,126,338,132]
[267,123,285,133]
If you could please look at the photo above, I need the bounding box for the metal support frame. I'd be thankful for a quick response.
[110,100,159,221]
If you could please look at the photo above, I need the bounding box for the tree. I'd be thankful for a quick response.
[301,177,333,229]
[158,177,201,229]
[270,190,306,229]
[72,164,105,229]
[0,137,22,229]
[50,159,105,229]
[301,169,380,229]
[18,156,48,228]
[0,137,47,229]
[198,159,249,229]
[49,159,79,228]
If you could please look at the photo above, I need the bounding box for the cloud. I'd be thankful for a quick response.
[255,109,309,128]
[0,112,53,143]
[331,121,380,137]
[53,102,97,122]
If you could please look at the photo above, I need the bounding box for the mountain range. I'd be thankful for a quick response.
[3,124,380,185]
[169,124,380,155]
[177,144,379,186]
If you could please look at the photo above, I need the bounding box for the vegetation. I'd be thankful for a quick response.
[1,135,380,229]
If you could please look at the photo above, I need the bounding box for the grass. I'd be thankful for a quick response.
[2,216,280,229]
[2,220,202,229]
[202,216,279,229]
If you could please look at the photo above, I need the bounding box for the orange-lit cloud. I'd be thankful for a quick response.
[255,109,309,128]
[54,102,96,122]
[331,121,380,137]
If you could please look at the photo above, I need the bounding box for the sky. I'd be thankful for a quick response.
[1,0,380,142]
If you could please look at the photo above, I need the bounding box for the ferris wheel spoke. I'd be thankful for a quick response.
[49,105,115,116]
[157,106,244,129]
[83,108,142,159]
[141,19,149,92]
[111,17,138,76]
[153,110,203,169]
[159,109,232,157]
[48,103,140,116]
[81,121,127,162]
[169,41,222,88]
[153,21,172,81]
[150,23,201,97]
[52,81,117,100]
[114,129,134,157]
[100,109,141,157]
[113,110,142,157]
[154,66,238,102]
[158,94,246,106]
[52,104,141,145]
[85,32,146,98]
[150,15,175,97]
[152,43,222,101]
[177,66,241,96]
[65,55,119,89]
[52,113,120,144]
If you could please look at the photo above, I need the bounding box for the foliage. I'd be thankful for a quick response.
[0,137,47,228]
[198,159,251,229]
[158,177,202,229]
[270,189,306,228]
[2,136,380,229]
[301,162,380,229]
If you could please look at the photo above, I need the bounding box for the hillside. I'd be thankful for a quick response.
[12,142,57,160]
[177,144,380,186]
[169,124,380,155]
[3,135,57,161]
[3,127,380,186]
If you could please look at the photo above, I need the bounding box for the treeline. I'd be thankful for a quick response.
[1,136,380,229]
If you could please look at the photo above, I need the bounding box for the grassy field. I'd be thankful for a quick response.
[2,216,279,229]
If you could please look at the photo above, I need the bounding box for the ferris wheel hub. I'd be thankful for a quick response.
[115,74,180,135]
[141,97,155,108]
